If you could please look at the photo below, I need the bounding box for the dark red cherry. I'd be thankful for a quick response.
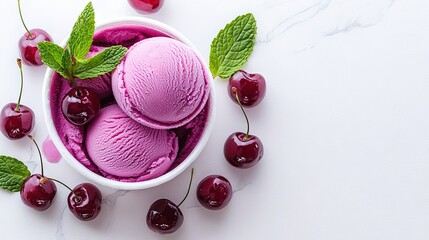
[0,103,34,140]
[128,0,164,14]
[147,199,183,234]
[196,175,232,210]
[20,174,57,211]
[62,87,100,126]
[18,29,52,66]
[68,183,102,221]
[146,169,194,234]
[224,132,263,168]
[17,0,52,66]
[228,70,266,107]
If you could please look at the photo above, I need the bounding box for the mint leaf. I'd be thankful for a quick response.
[74,46,127,79]
[67,2,95,60]
[39,2,126,82]
[37,41,69,79]
[62,48,73,80]
[209,13,257,78]
[0,156,30,192]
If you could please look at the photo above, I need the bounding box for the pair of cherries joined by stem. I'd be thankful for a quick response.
[224,70,266,168]
[20,135,102,221]
[147,170,233,234]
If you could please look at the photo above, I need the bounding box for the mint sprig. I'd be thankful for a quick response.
[38,2,126,81]
[74,46,127,79]
[209,13,257,79]
[67,2,95,60]
[0,156,30,192]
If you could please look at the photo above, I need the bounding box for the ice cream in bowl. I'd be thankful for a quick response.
[42,16,214,190]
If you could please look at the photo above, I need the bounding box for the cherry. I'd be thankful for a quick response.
[146,168,194,234]
[17,0,52,66]
[20,136,56,211]
[0,59,34,140]
[1,103,34,140]
[128,0,164,14]
[196,175,232,210]
[224,87,264,168]
[68,183,102,221]
[20,174,57,211]
[224,132,263,168]
[228,70,266,107]
[147,199,184,234]
[61,87,100,126]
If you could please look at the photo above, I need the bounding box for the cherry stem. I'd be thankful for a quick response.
[47,178,73,192]
[17,0,33,39]
[177,168,194,207]
[15,59,24,112]
[28,135,44,177]
[46,178,81,202]
[70,78,81,96]
[232,87,250,141]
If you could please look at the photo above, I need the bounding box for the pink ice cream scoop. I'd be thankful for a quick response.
[85,104,178,179]
[112,37,210,129]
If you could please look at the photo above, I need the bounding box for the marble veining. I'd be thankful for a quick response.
[257,0,397,51]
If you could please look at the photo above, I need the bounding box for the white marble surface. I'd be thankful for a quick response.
[0,0,429,239]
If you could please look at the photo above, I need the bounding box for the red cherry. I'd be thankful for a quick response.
[61,87,100,126]
[18,29,52,66]
[224,132,263,168]
[228,70,266,107]
[1,59,34,139]
[0,103,34,140]
[196,175,232,210]
[128,0,165,14]
[68,183,102,221]
[20,174,57,211]
[147,199,183,234]
[146,168,194,234]
[17,0,52,66]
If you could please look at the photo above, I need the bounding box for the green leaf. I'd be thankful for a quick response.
[37,41,69,79]
[67,2,95,60]
[39,2,126,81]
[62,48,73,80]
[0,156,30,192]
[74,46,127,79]
[209,13,257,78]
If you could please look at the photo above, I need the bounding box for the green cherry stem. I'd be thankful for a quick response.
[17,0,33,39]
[232,87,250,141]
[178,168,195,207]
[28,135,44,177]
[15,59,24,112]
[46,178,82,201]
[47,178,73,192]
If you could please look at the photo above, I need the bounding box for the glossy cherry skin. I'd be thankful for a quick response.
[224,132,263,169]
[196,175,232,210]
[228,70,266,107]
[68,183,102,221]
[62,87,100,126]
[20,174,57,211]
[146,199,183,234]
[18,29,52,66]
[0,103,34,140]
[128,0,164,14]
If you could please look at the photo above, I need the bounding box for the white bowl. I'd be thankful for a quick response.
[42,17,215,190]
